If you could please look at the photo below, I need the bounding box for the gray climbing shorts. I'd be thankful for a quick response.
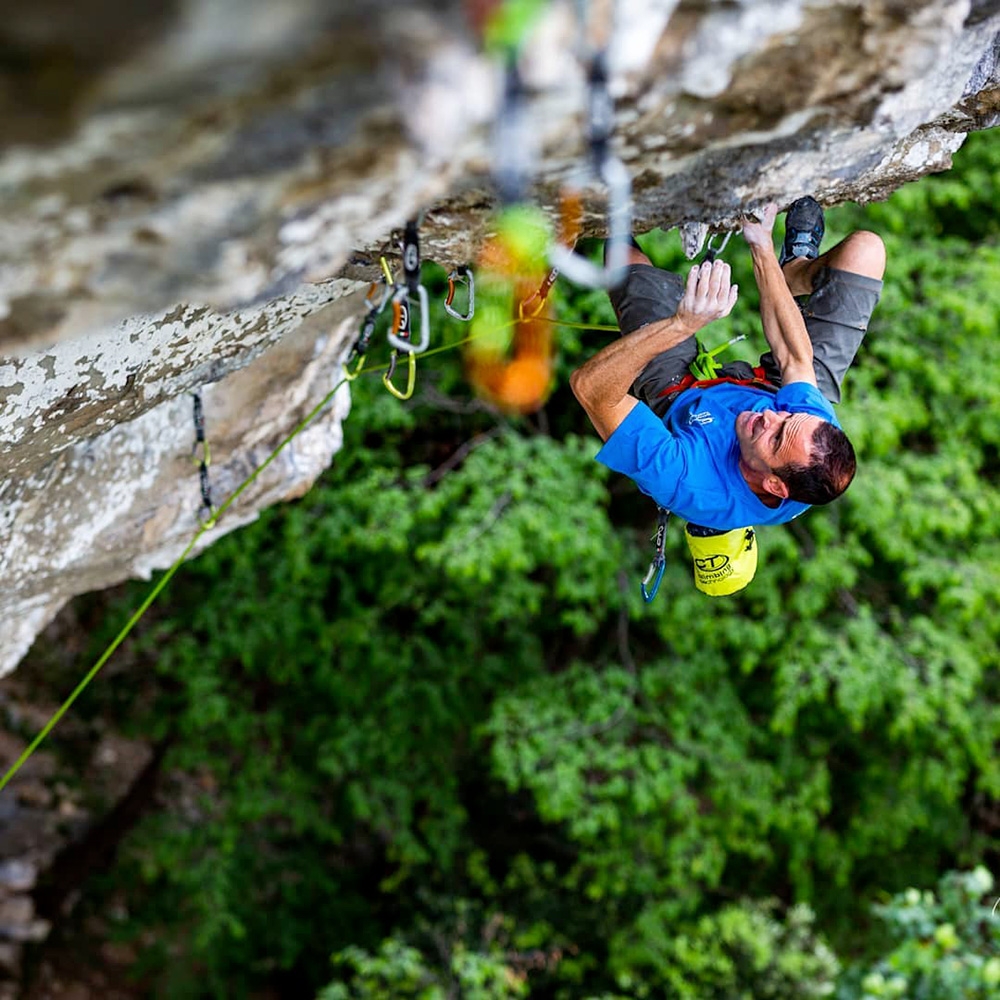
[609,262,883,414]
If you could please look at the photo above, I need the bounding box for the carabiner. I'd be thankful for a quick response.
[382,348,417,400]
[641,507,671,603]
[444,266,475,321]
[641,558,665,604]
[703,230,733,263]
[388,284,430,354]
[549,155,632,291]
[387,219,430,353]
[518,266,559,321]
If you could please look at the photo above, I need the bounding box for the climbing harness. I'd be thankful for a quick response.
[641,506,671,602]
[548,46,633,289]
[444,266,475,321]
[191,391,216,524]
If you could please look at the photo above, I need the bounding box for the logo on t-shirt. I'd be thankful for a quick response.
[688,410,714,425]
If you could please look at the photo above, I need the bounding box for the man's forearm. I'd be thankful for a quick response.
[570,314,696,439]
[750,244,814,373]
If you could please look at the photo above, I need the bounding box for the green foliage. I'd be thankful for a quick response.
[92,427,625,996]
[838,868,1000,1000]
[320,935,526,1000]
[611,900,839,999]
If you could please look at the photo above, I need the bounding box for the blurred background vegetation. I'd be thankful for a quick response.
[9,129,1000,998]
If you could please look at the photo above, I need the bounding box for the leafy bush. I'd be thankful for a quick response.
[838,867,1000,1000]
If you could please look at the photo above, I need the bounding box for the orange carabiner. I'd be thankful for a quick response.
[444,266,475,321]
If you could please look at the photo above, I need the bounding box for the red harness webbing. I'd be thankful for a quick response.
[657,366,777,399]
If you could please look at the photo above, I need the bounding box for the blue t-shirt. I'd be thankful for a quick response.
[595,381,838,530]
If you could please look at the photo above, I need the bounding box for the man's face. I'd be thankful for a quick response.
[735,408,822,481]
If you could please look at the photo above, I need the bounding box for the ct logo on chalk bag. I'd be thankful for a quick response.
[695,554,730,572]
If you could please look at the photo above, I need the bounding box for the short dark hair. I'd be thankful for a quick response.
[775,421,856,505]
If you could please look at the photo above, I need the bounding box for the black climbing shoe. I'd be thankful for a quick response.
[779,196,825,266]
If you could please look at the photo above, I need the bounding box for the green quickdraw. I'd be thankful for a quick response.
[383,348,417,401]
[689,332,747,380]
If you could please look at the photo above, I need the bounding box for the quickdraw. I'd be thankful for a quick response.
[387,219,430,355]
[344,270,392,381]
[548,49,633,290]
[191,391,216,525]
[517,265,559,320]
[641,506,671,602]
[702,230,733,263]
[492,57,534,209]
[382,219,430,400]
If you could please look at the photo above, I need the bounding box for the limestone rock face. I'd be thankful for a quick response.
[2,0,1000,674]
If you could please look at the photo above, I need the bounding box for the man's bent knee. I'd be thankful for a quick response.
[829,230,886,281]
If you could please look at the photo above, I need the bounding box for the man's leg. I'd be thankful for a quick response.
[605,240,698,416]
[760,227,886,402]
[782,230,886,293]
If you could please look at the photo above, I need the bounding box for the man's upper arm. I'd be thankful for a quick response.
[584,394,639,442]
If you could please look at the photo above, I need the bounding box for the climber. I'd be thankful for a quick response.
[570,197,886,532]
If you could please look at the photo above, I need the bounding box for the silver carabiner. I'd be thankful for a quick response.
[549,155,632,289]
[444,267,475,321]
[640,507,671,603]
[703,230,733,262]
[548,48,633,290]
[387,284,430,354]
